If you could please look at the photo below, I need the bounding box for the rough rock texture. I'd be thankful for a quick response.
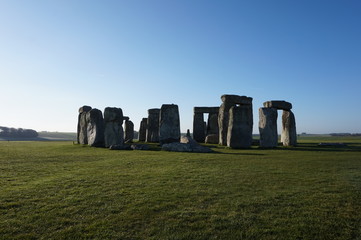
[159,104,180,145]
[259,107,278,148]
[263,101,292,111]
[124,120,134,143]
[281,110,297,146]
[205,134,219,144]
[104,107,124,148]
[162,135,212,153]
[131,144,150,150]
[227,105,253,148]
[207,113,219,135]
[86,108,105,147]
[218,102,233,146]
[218,95,253,146]
[77,105,92,144]
[146,108,160,143]
[193,112,205,143]
[221,95,253,105]
[138,118,148,142]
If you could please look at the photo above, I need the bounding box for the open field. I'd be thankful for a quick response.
[1,137,361,239]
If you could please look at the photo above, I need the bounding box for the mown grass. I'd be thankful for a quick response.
[1,138,361,239]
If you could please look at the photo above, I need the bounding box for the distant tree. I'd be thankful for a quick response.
[0,126,38,138]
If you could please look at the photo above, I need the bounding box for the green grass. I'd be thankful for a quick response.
[1,138,361,239]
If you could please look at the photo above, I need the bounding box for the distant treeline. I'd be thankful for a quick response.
[330,133,361,136]
[0,126,38,138]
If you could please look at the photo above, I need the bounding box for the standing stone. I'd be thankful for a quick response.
[104,107,123,148]
[86,108,105,147]
[259,107,278,148]
[227,105,253,148]
[124,120,134,143]
[281,110,297,146]
[218,95,253,146]
[159,104,181,145]
[207,113,219,135]
[138,118,148,142]
[146,108,160,142]
[193,112,205,143]
[218,102,233,146]
[77,105,92,144]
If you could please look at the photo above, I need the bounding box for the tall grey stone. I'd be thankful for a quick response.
[227,105,253,148]
[138,118,148,142]
[218,95,252,146]
[77,105,92,144]
[124,120,134,143]
[207,113,219,135]
[159,104,180,145]
[193,112,205,143]
[86,108,105,147]
[281,110,297,146]
[259,107,278,148]
[104,107,123,148]
[146,108,160,142]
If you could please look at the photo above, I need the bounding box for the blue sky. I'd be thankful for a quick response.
[1,0,360,134]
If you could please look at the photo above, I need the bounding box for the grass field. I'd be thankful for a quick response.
[1,137,361,239]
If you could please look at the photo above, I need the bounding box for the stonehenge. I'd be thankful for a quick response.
[124,119,134,143]
[86,108,105,147]
[193,107,219,143]
[218,95,253,147]
[138,118,148,142]
[159,104,181,145]
[259,100,297,147]
[227,105,253,148]
[146,108,160,143]
[104,107,124,148]
[76,96,297,151]
[77,105,92,145]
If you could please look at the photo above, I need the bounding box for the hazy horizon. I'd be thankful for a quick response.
[1,1,360,134]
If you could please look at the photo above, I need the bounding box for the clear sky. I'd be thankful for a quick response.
[1,0,360,134]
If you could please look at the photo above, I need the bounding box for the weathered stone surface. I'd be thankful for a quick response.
[131,144,150,150]
[221,95,253,105]
[227,105,253,148]
[124,120,134,143]
[86,108,105,147]
[109,144,132,150]
[207,113,219,135]
[218,102,233,146]
[193,112,205,143]
[138,118,148,142]
[77,105,92,144]
[79,105,92,114]
[162,135,213,153]
[123,116,130,121]
[205,134,219,144]
[263,101,292,111]
[194,107,219,114]
[146,108,160,143]
[259,107,278,148]
[159,104,180,145]
[281,110,297,146]
[104,107,124,148]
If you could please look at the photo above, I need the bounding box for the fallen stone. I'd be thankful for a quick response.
[131,144,150,150]
[205,134,219,144]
